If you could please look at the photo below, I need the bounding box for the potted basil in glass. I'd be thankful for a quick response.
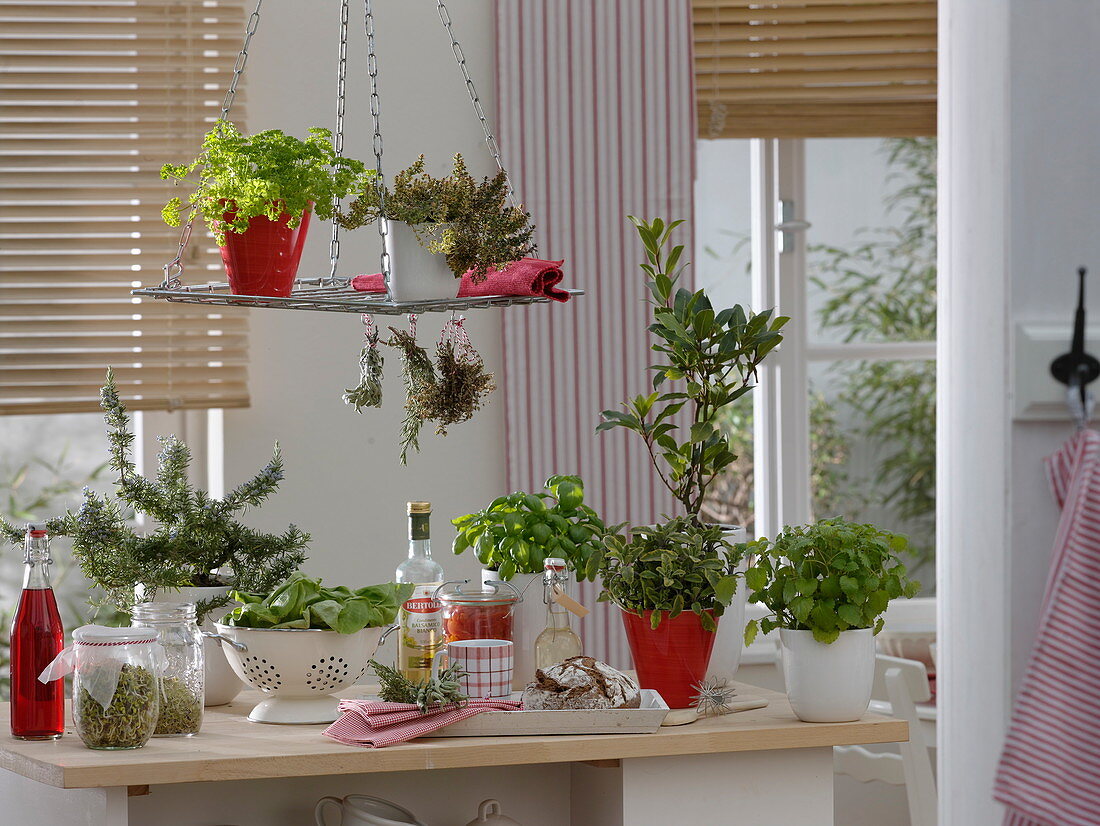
[451,475,606,688]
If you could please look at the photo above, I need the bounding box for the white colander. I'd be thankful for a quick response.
[210,623,394,724]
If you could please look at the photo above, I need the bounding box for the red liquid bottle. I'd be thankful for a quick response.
[10,525,64,740]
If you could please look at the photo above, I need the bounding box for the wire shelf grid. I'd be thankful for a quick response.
[132,278,583,316]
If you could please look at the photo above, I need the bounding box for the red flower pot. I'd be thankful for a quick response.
[621,608,718,709]
[219,205,311,297]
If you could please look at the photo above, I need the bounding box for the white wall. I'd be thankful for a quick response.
[222,0,504,599]
[939,0,1100,822]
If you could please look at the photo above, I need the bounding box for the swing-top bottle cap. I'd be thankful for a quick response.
[26,523,47,538]
[408,501,432,514]
[544,557,567,571]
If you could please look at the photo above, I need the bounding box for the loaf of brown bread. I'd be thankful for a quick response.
[521,656,641,710]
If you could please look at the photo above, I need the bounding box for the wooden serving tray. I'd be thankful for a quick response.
[425,689,671,737]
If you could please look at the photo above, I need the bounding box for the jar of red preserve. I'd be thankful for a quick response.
[436,581,520,643]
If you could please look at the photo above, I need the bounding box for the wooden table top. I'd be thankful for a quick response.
[0,682,908,789]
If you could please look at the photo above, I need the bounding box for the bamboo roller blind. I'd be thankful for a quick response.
[0,0,251,415]
[693,0,937,138]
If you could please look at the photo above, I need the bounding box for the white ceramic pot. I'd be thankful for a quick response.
[315,794,426,826]
[705,525,749,684]
[780,627,875,722]
[150,584,245,707]
[384,220,459,303]
[212,624,391,724]
[481,569,542,690]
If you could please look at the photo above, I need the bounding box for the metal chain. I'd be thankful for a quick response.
[328,0,350,282]
[435,0,518,210]
[162,0,264,289]
[364,0,391,292]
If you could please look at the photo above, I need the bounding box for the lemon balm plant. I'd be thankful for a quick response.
[160,120,375,296]
[741,517,921,722]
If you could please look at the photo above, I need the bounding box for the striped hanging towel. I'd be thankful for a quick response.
[994,428,1100,825]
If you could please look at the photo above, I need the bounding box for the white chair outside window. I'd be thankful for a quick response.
[834,654,937,826]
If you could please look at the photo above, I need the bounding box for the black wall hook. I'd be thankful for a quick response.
[1050,267,1100,418]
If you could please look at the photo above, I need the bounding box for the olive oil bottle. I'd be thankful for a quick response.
[395,502,445,681]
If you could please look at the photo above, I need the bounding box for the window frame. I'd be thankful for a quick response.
[750,137,936,538]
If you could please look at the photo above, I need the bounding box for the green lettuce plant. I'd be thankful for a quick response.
[451,475,607,581]
[591,517,740,630]
[161,119,375,245]
[742,517,921,645]
[335,153,535,280]
[597,217,787,519]
[0,370,310,623]
[224,572,413,634]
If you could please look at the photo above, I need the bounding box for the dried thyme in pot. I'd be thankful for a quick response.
[73,664,160,750]
[153,677,203,736]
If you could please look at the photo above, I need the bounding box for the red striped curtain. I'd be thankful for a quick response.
[494,0,696,666]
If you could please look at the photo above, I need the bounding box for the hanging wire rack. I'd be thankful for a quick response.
[133,0,581,317]
[132,279,583,316]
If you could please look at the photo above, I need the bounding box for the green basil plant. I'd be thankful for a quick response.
[451,475,607,580]
[742,517,921,646]
[591,517,740,630]
[223,572,413,635]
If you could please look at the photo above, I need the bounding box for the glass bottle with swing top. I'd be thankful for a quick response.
[534,557,582,670]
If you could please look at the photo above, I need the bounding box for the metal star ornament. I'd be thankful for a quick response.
[690,676,737,717]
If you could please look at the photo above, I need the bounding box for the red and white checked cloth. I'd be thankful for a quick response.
[322,698,523,749]
[995,428,1100,824]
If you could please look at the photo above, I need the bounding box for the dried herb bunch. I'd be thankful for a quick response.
[335,154,535,280]
[382,325,496,464]
[0,370,310,623]
[343,328,384,412]
[386,327,438,464]
[153,677,203,736]
[74,664,159,750]
[431,339,496,434]
[371,659,468,714]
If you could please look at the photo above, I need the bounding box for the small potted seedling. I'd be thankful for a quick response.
[742,517,921,722]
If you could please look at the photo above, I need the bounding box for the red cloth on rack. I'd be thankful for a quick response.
[350,257,571,303]
[322,698,523,748]
[994,428,1100,824]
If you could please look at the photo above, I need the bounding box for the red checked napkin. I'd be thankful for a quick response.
[323,698,523,748]
[350,257,571,303]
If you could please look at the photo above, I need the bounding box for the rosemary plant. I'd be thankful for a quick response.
[371,659,468,713]
[0,370,310,622]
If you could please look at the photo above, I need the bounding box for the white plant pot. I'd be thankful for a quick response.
[213,624,390,724]
[705,525,749,684]
[151,584,245,707]
[481,569,543,690]
[780,627,875,722]
[384,220,459,302]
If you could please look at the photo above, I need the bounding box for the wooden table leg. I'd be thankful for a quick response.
[573,747,835,826]
[0,771,128,826]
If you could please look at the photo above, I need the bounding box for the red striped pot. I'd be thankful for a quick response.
[621,608,718,709]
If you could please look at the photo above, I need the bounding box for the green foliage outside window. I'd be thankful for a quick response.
[702,138,936,571]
